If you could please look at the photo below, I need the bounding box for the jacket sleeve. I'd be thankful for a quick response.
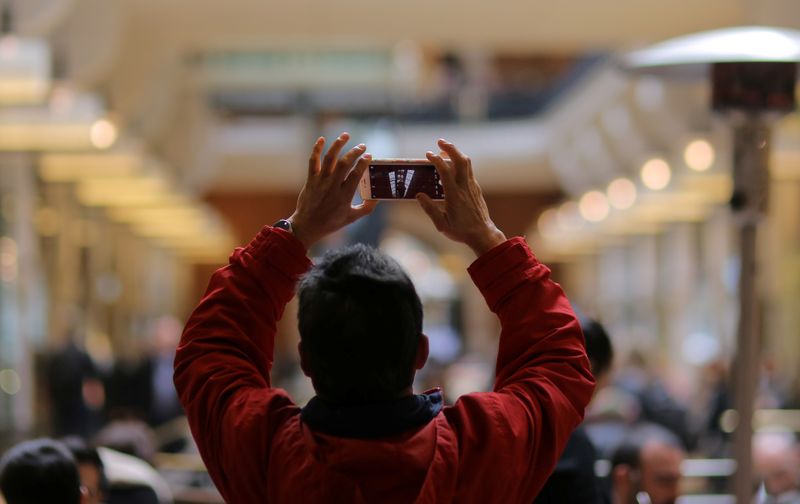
[173,226,311,502]
[444,237,596,502]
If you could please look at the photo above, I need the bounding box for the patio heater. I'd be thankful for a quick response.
[622,26,800,502]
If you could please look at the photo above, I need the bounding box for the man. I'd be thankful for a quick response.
[174,134,595,502]
[610,424,685,504]
[62,437,107,504]
[0,438,88,504]
[753,430,800,504]
[534,318,614,503]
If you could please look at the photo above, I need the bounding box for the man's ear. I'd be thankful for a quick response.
[298,342,312,378]
[79,485,90,504]
[612,465,631,500]
[414,334,429,370]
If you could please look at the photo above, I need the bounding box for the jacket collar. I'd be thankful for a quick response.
[301,388,443,439]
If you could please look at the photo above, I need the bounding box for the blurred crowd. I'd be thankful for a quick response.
[2,313,800,504]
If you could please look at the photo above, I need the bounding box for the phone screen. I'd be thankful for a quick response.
[368,163,444,200]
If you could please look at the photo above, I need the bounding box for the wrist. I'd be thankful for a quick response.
[467,226,506,257]
[286,214,316,250]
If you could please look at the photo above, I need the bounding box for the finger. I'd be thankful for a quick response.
[438,138,472,182]
[348,199,378,222]
[335,143,367,180]
[416,193,448,232]
[437,139,469,163]
[426,151,456,188]
[344,154,372,191]
[322,133,350,174]
[308,137,325,176]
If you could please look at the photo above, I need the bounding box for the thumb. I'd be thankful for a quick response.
[416,194,448,232]
[348,199,378,222]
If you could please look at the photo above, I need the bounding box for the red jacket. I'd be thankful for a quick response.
[174,227,595,503]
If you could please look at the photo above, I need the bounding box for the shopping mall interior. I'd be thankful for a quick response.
[1,0,800,503]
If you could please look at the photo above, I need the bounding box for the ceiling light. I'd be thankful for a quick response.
[607,178,637,209]
[641,158,671,190]
[684,139,715,171]
[90,119,117,149]
[579,191,610,222]
[557,201,583,231]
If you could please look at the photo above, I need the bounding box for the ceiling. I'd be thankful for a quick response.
[12,0,800,193]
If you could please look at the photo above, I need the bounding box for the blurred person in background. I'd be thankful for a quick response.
[62,437,108,504]
[753,430,800,504]
[609,424,684,504]
[174,135,595,502]
[534,317,614,503]
[146,316,184,429]
[94,420,173,504]
[614,351,695,450]
[48,330,105,438]
[93,419,173,504]
[0,438,89,504]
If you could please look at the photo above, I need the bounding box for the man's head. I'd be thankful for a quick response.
[611,424,684,504]
[580,317,614,389]
[62,437,107,504]
[297,244,428,404]
[0,438,87,504]
[753,430,800,498]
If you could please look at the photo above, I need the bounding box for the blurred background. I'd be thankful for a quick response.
[1,0,800,502]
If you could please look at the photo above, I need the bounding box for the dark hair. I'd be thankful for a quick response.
[61,436,108,495]
[0,438,81,504]
[611,423,683,470]
[580,318,614,378]
[298,244,423,404]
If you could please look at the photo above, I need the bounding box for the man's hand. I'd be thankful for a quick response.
[417,139,506,257]
[288,133,377,249]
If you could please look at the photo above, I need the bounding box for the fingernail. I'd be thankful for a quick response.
[357,144,366,149]
[438,138,449,144]
[364,153,372,159]
[426,151,434,156]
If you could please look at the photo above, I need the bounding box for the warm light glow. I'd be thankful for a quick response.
[537,208,559,238]
[76,177,184,207]
[684,139,715,172]
[39,154,138,182]
[641,158,671,190]
[557,201,583,231]
[108,206,206,225]
[607,178,637,209]
[90,119,118,149]
[579,191,610,222]
[0,369,21,395]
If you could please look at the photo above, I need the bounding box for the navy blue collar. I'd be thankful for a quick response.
[301,388,443,439]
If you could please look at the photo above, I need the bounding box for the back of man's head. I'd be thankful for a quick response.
[298,244,423,404]
[0,438,82,504]
[580,318,614,379]
[611,424,684,504]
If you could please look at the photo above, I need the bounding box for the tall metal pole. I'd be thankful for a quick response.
[729,118,770,503]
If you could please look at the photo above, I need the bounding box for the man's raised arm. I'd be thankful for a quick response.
[173,133,377,501]
[418,139,596,500]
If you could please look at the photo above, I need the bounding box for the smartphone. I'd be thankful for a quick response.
[359,159,444,200]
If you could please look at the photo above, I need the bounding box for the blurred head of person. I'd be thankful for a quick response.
[580,317,614,391]
[94,419,157,465]
[0,438,88,504]
[611,424,684,504]
[61,437,107,504]
[151,315,182,356]
[297,244,428,404]
[753,430,800,501]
